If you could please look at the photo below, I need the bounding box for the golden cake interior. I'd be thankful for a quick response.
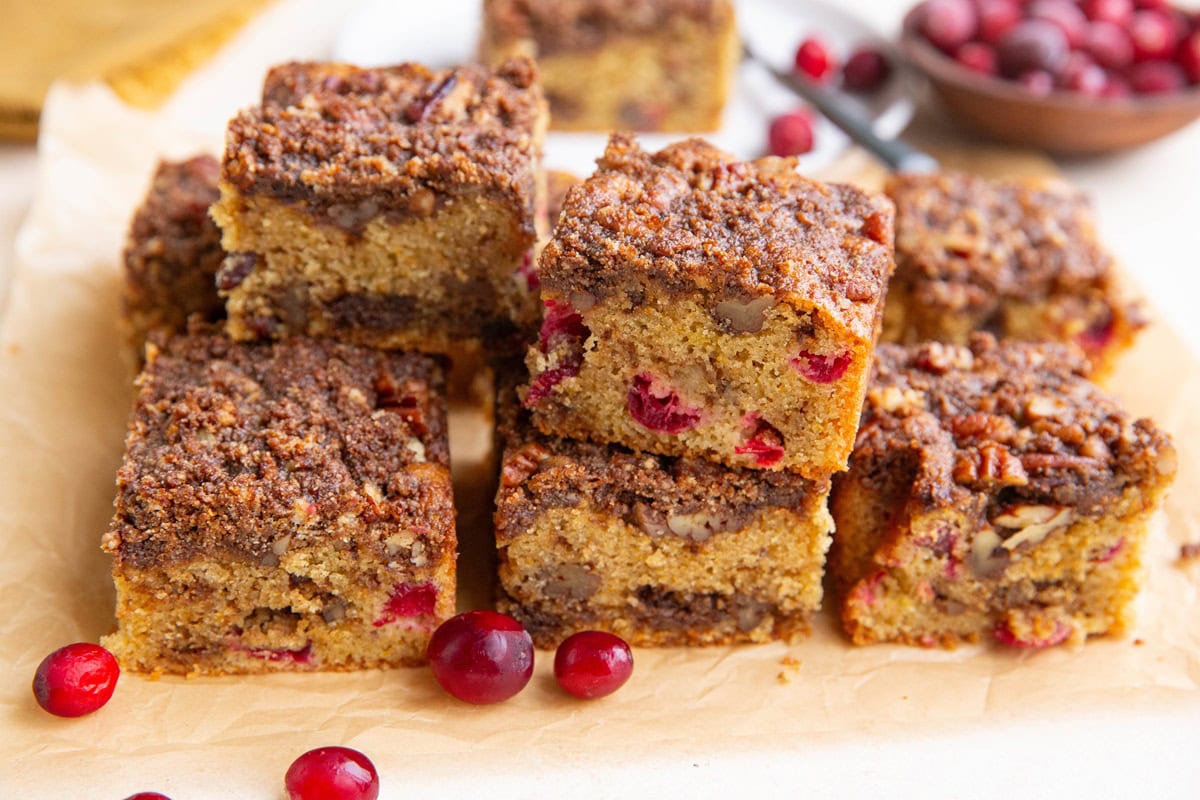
[103,540,456,676]
[498,502,833,648]
[527,290,875,478]
[482,9,739,132]
[211,188,538,351]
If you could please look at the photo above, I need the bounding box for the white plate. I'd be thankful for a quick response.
[334,0,914,176]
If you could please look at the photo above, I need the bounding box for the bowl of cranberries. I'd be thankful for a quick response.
[901,0,1200,153]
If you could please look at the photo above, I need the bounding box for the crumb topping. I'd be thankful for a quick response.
[853,334,1175,514]
[222,59,544,222]
[123,155,225,332]
[104,335,452,569]
[887,171,1117,311]
[541,134,894,341]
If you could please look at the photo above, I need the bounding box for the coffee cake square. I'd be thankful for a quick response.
[480,0,740,133]
[101,335,456,674]
[829,335,1175,648]
[883,171,1143,377]
[522,134,894,478]
[495,371,832,647]
[211,58,548,355]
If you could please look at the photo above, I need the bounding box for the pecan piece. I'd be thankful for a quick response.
[948,412,1017,444]
[953,441,1029,487]
[500,443,550,487]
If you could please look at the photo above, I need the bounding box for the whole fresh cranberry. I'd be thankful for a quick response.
[794,37,837,82]
[842,47,892,91]
[427,610,534,704]
[123,794,172,800]
[554,631,634,700]
[32,642,119,718]
[1059,53,1108,94]
[1129,60,1187,93]
[767,111,815,157]
[1179,32,1200,83]
[1018,69,1057,96]
[285,747,379,800]
[1086,21,1135,70]
[919,0,978,53]
[998,20,1070,78]
[1029,0,1090,47]
[1082,0,1134,27]
[1100,73,1133,96]
[956,42,1000,74]
[1130,10,1180,62]
[976,0,1022,44]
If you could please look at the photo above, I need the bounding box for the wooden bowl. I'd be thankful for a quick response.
[899,8,1200,155]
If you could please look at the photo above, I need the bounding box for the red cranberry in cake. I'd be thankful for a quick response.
[792,350,852,384]
[735,415,786,468]
[627,374,703,434]
[373,582,439,627]
[524,134,894,477]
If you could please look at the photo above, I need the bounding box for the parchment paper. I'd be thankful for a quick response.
[2,84,1198,798]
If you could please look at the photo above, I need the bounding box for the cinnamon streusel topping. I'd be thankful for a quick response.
[541,134,894,341]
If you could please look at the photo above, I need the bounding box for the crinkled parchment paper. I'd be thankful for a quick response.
[2,73,1198,800]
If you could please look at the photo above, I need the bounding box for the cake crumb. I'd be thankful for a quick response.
[776,655,802,684]
[1134,638,1145,646]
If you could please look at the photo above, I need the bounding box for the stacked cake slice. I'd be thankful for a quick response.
[103,57,549,675]
[498,134,896,646]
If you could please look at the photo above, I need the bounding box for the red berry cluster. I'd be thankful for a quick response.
[915,0,1200,97]
[769,37,895,158]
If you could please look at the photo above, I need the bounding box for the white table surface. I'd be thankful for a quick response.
[3,1,1198,797]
